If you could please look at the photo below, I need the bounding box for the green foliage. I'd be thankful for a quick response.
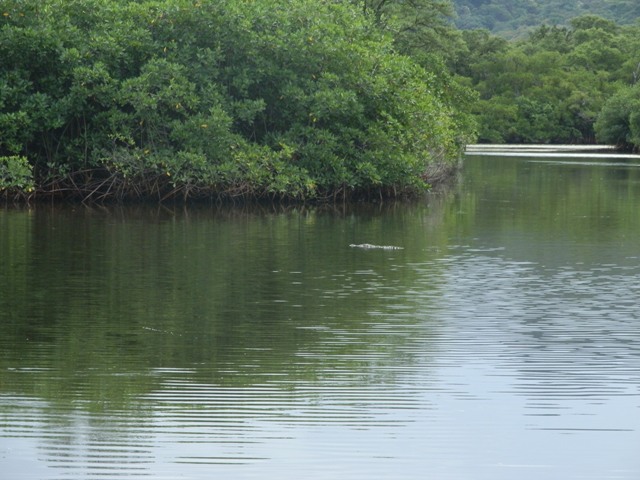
[351,0,478,144]
[0,0,473,202]
[0,156,34,196]
[458,15,639,145]
[594,85,640,150]
[357,0,462,62]
[453,0,640,37]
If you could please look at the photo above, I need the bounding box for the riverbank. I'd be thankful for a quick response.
[1,158,462,205]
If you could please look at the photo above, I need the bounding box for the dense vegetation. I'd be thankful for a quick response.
[455,16,640,146]
[3,0,640,202]
[453,0,640,37]
[0,0,474,201]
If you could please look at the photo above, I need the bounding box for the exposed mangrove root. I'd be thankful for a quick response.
[8,157,464,205]
[421,160,462,186]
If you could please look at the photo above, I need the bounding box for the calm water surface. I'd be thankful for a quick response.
[1,154,639,479]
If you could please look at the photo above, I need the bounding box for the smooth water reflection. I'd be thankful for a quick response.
[1,154,640,479]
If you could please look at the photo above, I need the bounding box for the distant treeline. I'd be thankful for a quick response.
[450,15,640,148]
[453,0,640,37]
[0,0,475,201]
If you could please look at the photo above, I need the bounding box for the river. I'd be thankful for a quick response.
[1,149,639,479]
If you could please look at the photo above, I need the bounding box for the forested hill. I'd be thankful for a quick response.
[453,0,640,36]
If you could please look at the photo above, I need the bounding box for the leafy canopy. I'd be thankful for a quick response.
[456,14,640,145]
[0,0,473,201]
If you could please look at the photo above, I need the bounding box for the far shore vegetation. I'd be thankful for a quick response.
[2,0,640,202]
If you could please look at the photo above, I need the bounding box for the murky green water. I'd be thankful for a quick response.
[1,153,639,479]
